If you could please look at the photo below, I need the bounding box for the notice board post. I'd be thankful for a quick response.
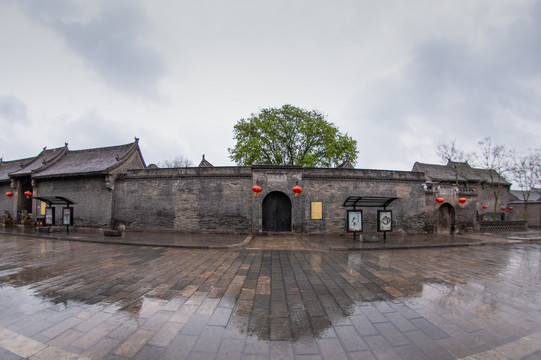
[377,210,393,243]
[44,207,55,232]
[62,206,73,234]
[347,209,363,241]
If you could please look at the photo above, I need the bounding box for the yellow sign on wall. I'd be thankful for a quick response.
[311,202,323,220]
[40,201,46,215]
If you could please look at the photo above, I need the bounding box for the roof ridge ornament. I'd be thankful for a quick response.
[337,157,354,169]
[198,154,214,167]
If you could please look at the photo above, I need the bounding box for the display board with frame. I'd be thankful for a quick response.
[62,207,73,226]
[44,207,55,226]
[377,210,392,232]
[347,210,363,232]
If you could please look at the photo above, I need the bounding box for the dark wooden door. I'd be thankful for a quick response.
[438,204,453,234]
[262,192,291,232]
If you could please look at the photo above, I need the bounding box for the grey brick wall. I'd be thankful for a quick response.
[35,176,113,227]
[26,166,495,235]
[112,166,426,235]
[300,168,426,234]
[113,167,253,232]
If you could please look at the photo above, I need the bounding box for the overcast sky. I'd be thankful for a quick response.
[1,0,540,173]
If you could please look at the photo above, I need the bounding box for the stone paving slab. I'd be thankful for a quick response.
[0,232,540,359]
[0,327,90,359]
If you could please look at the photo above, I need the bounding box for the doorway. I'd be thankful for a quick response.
[438,203,455,234]
[262,191,292,232]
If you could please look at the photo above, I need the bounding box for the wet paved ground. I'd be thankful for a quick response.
[0,231,540,359]
[5,226,540,250]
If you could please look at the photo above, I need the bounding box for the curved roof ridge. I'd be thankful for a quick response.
[65,141,135,153]
[32,139,144,178]
[9,145,68,177]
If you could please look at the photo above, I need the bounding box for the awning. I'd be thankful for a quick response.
[343,196,398,209]
[32,196,76,206]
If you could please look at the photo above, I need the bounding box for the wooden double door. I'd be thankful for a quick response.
[262,191,292,232]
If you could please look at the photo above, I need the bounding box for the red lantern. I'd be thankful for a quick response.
[292,185,303,196]
[509,206,513,212]
[482,205,488,209]
[436,197,444,204]
[5,192,13,198]
[24,191,32,199]
[252,185,262,196]
[501,206,506,211]
[458,198,467,204]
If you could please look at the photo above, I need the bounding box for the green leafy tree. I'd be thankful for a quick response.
[228,104,358,167]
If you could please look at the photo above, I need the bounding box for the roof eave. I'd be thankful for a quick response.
[32,171,108,180]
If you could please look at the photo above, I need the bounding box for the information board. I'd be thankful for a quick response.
[377,210,392,232]
[44,207,55,226]
[347,210,363,232]
[62,207,73,226]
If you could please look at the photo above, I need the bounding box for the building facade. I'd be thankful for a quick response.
[112,165,426,234]
[413,161,512,233]
[2,142,514,235]
[1,140,146,227]
[508,189,541,227]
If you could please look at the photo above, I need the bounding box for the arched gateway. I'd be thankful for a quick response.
[262,191,291,232]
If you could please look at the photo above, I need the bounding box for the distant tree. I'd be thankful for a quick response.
[228,104,358,167]
[158,155,193,168]
[436,141,470,185]
[473,137,511,221]
[508,151,537,223]
[533,149,541,188]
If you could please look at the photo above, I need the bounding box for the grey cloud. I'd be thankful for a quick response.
[0,95,30,125]
[0,95,30,159]
[17,0,91,23]
[19,0,167,98]
[354,2,541,148]
[55,111,128,149]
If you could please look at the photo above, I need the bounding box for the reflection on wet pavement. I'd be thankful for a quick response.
[0,234,540,359]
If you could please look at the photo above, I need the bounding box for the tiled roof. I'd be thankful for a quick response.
[412,161,510,185]
[510,189,541,202]
[8,146,67,177]
[33,142,138,178]
[0,157,34,182]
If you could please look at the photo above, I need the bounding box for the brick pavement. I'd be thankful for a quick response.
[0,233,540,359]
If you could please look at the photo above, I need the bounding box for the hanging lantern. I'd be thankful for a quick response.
[482,205,488,209]
[252,185,262,196]
[500,206,506,211]
[24,190,32,199]
[458,198,467,204]
[436,197,444,204]
[5,191,13,198]
[509,206,513,212]
[292,185,303,196]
